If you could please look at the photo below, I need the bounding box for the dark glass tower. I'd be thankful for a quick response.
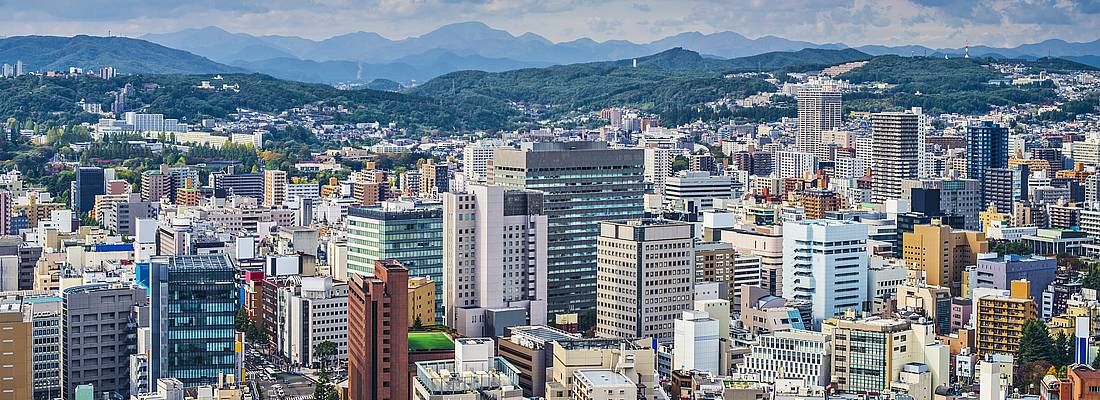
[966,121,1009,206]
[74,166,105,215]
[149,254,238,386]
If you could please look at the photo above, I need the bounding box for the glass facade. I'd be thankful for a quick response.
[346,206,443,323]
[151,255,238,387]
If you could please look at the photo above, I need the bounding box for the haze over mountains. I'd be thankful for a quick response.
[1,21,1098,85]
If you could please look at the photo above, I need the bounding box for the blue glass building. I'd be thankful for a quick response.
[966,121,1008,205]
[149,254,238,386]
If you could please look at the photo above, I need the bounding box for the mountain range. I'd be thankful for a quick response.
[0,35,243,74]
[137,22,1100,82]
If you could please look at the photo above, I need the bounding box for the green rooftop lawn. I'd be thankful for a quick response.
[408,332,454,352]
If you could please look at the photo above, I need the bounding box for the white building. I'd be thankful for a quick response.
[782,219,869,326]
[672,310,720,374]
[572,370,637,400]
[286,182,320,204]
[775,151,818,179]
[663,171,734,215]
[644,147,677,195]
[282,276,349,368]
[442,185,548,337]
[978,354,1013,400]
[462,141,502,183]
[871,112,920,203]
[739,329,831,386]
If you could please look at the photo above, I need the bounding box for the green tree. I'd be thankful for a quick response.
[1092,347,1100,369]
[314,340,338,370]
[1018,320,1056,364]
[672,155,689,172]
[1053,331,1074,366]
[312,367,338,400]
[990,240,1033,256]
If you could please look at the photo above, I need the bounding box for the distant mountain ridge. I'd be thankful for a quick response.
[142,22,1100,70]
[0,35,243,74]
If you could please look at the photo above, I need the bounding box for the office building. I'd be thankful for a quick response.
[974,281,1038,356]
[595,219,694,342]
[724,225,784,296]
[488,142,645,325]
[901,178,983,230]
[348,260,409,400]
[782,219,868,326]
[62,283,147,399]
[986,165,1030,214]
[797,87,842,157]
[263,169,288,207]
[775,151,818,178]
[800,188,841,219]
[442,185,548,337]
[871,112,920,203]
[346,201,443,321]
[663,171,734,216]
[149,255,238,387]
[543,338,659,400]
[738,329,831,385]
[408,277,436,327]
[902,222,988,296]
[823,316,946,396]
[210,171,264,201]
[73,167,105,215]
[672,311,720,374]
[412,338,523,400]
[283,276,349,368]
[497,325,576,397]
[974,255,1057,301]
[967,121,1009,205]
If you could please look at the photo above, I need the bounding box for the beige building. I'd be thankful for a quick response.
[544,338,658,400]
[595,220,694,342]
[263,169,288,207]
[0,298,31,399]
[902,222,987,295]
[823,315,948,396]
[408,277,436,327]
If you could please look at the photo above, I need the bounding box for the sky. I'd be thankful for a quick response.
[1,0,1099,48]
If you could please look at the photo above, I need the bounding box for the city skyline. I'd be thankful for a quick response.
[1,1,1100,49]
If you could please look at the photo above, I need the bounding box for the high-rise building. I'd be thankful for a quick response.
[595,219,694,342]
[348,260,409,400]
[902,222,988,296]
[140,169,171,203]
[775,151,818,179]
[149,255,238,387]
[967,121,1009,206]
[986,165,1030,214]
[0,190,10,235]
[901,178,983,230]
[800,189,841,219]
[418,159,450,198]
[871,112,919,203]
[345,201,443,321]
[28,294,62,400]
[74,166,105,215]
[488,142,645,325]
[62,283,147,399]
[263,170,288,207]
[797,87,842,157]
[442,185,548,337]
[974,281,1038,356]
[462,141,502,183]
[644,147,677,195]
[0,296,31,400]
[782,219,869,326]
[664,171,734,216]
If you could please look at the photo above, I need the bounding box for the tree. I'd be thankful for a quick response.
[412,315,424,331]
[312,367,339,400]
[1053,331,1074,366]
[1092,348,1100,369]
[672,155,689,172]
[1018,320,1056,364]
[990,240,1033,256]
[314,340,338,370]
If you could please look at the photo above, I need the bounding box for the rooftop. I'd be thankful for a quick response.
[409,332,455,352]
[574,370,635,388]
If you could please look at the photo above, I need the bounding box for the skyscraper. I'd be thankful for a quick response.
[488,142,645,326]
[782,219,869,326]
[595,219,695,342]
[797,87,842,157]
[345,201,443,321]
[348,260,409,400]
[62,283,147,398]
[871,112,919,203]
[74,167,105,216]
[442,185,548,337]
[149,255,238,387]
[966,121,1009,206]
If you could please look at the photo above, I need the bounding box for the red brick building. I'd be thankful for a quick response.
[348,260,410,400]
